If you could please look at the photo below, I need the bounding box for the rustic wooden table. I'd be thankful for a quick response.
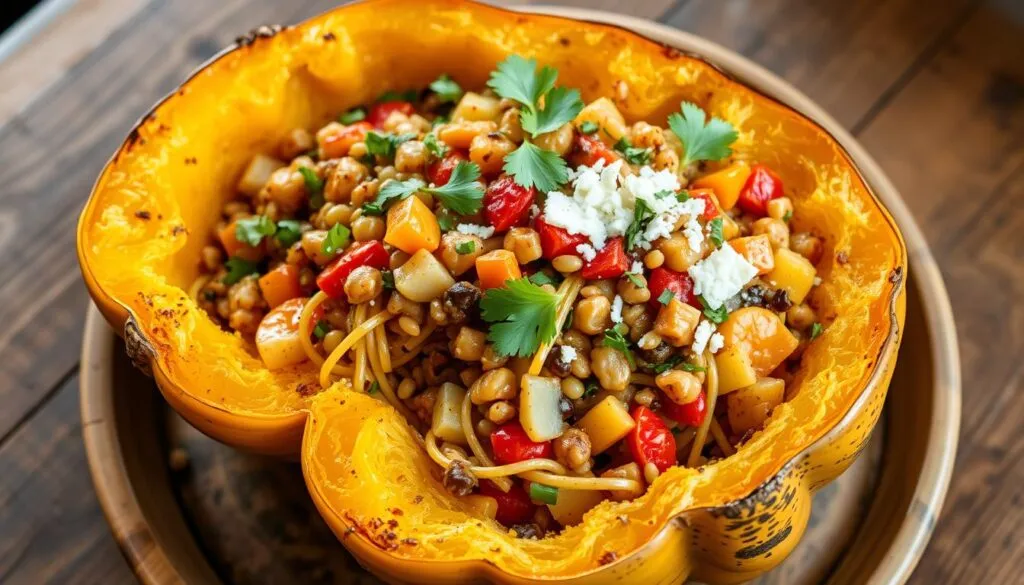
[0,0,1020,583]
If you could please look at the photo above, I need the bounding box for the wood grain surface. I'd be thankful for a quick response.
[0,0,1019,583]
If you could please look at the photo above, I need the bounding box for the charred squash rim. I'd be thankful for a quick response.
[76,0,908,580]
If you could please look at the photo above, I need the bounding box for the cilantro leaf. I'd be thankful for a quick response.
[364,131,415,160]
[614,136,653,166]
[428,161,485,214]
[274,219,303,247]
[668,102,738,167]
[698,295,729,324]
[436,208,457,232]
[657,289,675,306]
[650,355,707,374]
[222,257,260,285]
[809,322,824,340]
[234,215,276,246]
[429,74,463,103]
[676,190,691,203]
[782,210,793,223]
[583,379,599,398]
[626,273,646,288]
[528,270,562,287]
[708,217,725,248]
[367,381,380,394]
[503,141,568,193]
[480,278,559,357]
[487,55,557,108]
[363,178,422,215]
[602,328,635,368]
[377,89,418,103]
[321,223,351,256]
[520,86,583,136]
[431,115,449,128]
[424,132,447,158]
[579,121,599,135]
[381,270,396,290]
[625,198,655,250]
[313,320,331,340]
[456,240,476,254]
[339,107,366,124]
[298,166,325,210]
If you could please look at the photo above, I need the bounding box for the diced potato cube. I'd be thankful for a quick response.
[714,345,758,394]
[727,377,785,434]
[394,249,455,302]
[574,97,627,145]
[431,382,469,444]
[576,396,635,454]
[547,488,604,526]
[519,375,565,442]
[237,154,284,197]
[730,235,775,275]
[717,307,799,377]
[767,248,817,304]
[255,298,308,370]
[452,92,502,122]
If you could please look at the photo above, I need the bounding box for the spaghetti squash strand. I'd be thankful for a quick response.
[529,276,583,375]
[460,392,512,492]
[365,310,417,422]
[710,417,735,456]
[687,350,719,467]
[391,322,438,367]
[319,304,392,388]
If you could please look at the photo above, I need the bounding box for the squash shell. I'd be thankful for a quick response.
[76,0,907,581]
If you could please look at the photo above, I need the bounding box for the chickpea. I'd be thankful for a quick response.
[278,128,313,160]
[389,250,411,270]
[573,296,612,335]
[397,378,417,400]
[601,462,644,501]
[591,347,631,392]
[487,401,517,425]
[787,304,817,330]
[791,232,824,264]
[503,228,543,264]
[351,215,386,242]
[634,388,658,408]
[398,315,421,336]
[460,366,482,388]
[228,308,262,335]
[320,203,353,228]
[571,354,591,379]
[451,327,487,362]
[553,428,592,471]
[644,249,665,269]
[629,311,654,341]
[653,298,701,347]
[475,418,496,437]
[323,330,345,354]
[582,279,615,300]
[652,146,680,173]
[344,266,383,304]
[325,157,369,203]
[534,124,574,157]
[481,344,509,371]
[394,140,427,174]
[637,331,662,350]
[767,197,794,221]
[656,370,702,404]
[499,107,524,143]
[657,233,704,272]
[553,255,583,274]
[621,304,647,328]
[201,245,223,272]
[387,292,425,322]
[753,218,790,249]
[438,232,484,276]
[469,367,516,404]
[263,168,307,214]
[561,377,585,400]
[630,121,666,149]
[469,133,518,177]
[617,274,650,304]
[301,230,336,266]
[350,178,379,208]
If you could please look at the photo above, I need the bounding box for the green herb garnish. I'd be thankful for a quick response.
[377,89,419,102]
[429,74,463,103]
[234,215,276,246]
[312,320,331,340]
[529,483,559,505]
[339,107,366,124]
[625,198,655,250]
[364,131,415,160]
[809,322,824,339]
[602,327,635,368]
[668,101,738,167]
[626,273,646,288]
[381,270,396,290]
[455,240,477,255]
[613,136,652,166]
[274,219,303,247]
[698,295,729,324]
[321,223,351,256]
[579,121,599,135]
[707,217,725,248]
[657,289,675,306]
[222,257,260,285]
[367,381,380,394]
[298,166,325,210]
[423,132,447,158]
[480,278,560,358]
[367,161,484,215]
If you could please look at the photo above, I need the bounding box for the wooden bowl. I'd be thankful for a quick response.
[80,7,960,584]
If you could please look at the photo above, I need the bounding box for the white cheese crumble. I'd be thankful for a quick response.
[529,204,541,219]
[610,295,624,324]
[709,332,725,354]
[813,276,823,286]
[688,245,758,309]
[631,260,644,274]
[544,159,631,249]
[638,197,705,251]
[692,320,716,355]
[456,223,495,239]
[575,243,597,262]
[558,345,577,364]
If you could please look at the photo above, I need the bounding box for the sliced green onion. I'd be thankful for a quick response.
[529,482,559,505]
[313,320,331,340]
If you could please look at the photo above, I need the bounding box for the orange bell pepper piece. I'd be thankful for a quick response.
[258,264,303,308]
[691,162,751,211]
[729,234,775,275]
[475,250,521,289]
[218,221,264,261]
[384,195,440,254]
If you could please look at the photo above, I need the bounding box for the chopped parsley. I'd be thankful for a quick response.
[698,295,729,324]
[782,210,793,223]
[579,121,599,135]
[364,131,415,160]
[613,136,653,166]
[339,107,366,124]
[423,132,447,158]
[657,289,675,306]
[626,273,646,288]
[234,215,276,246]
[668,101,738,167]
[368,161,484,215]
[312,320,331,340]
[274,219,303,247]
[707,217,725,248]
[651,355,707,374]
[625,198,655,250]
[222,257,260,285]
[321,223,351,256]
[810,322,824,339]
[602,327,635,368]
[455,240,477,255]
[367,381,380,394]
[529,483,559,505]
[583,379,600,398]
[429,74,463,103]
[528,270,562,287]
[381,270,396,290]
[298,166,325,210]
[377,89,418,102]
[436,208,457,232]
[480,278,559,358]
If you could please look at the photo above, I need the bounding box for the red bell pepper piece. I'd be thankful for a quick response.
[737,164,783,217]
[535,216,589,260]
[366,101,415,128]
[320,121,372,159]
[426,151,468,186]
[580,237,628,279]
[647,267,700,309]
[478,481,536,526]
[627,406,677,473]
[484,176,537,232]
[490,422,553,465]
[661,391,707,427]
[570,133,618,168]
[315,240,390,299]
[689,189,720,221]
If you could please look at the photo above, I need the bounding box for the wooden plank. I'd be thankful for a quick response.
[0,372,136,584]
[664,0,979,129]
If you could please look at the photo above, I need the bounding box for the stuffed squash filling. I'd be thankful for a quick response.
[194,57,828,536]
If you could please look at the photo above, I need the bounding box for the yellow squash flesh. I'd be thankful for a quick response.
[76,0,907,581]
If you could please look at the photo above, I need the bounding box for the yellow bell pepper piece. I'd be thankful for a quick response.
[692,162,751,210]
[475,249,521,289]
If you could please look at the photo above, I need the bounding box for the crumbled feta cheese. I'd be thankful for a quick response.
[558,345,577,364]
[610,295,624,324]
[688,245,758,309]
[631,260,644,274]
[692,320,716,355]
[638,197,705,251]
[682,214,705,252]
[529,204,541,219]
[544,159,631,249]
[813,276,823,286]
[575,243,597,262]
[456,223,495,239]
[709,333,725,354]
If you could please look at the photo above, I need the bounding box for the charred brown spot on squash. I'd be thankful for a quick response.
[234,24,283,47]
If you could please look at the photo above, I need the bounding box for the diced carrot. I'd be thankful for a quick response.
[258,264,302,308]
[218,221,264,261]
[729,234,775,275]
[475,250,521,289]
[384,195,440,254]
[691,162,751,211]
